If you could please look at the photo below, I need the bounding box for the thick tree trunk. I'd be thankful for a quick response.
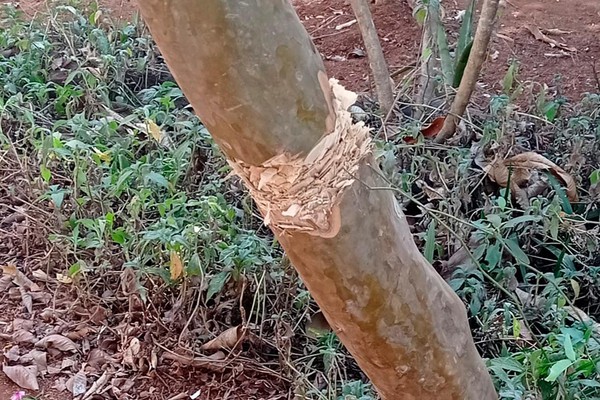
[137,1,497,399]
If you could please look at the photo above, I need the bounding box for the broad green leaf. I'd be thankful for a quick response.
[206,271,231,301]
[544,359,572,382]
[68,262,82,277]
[424,220,436,263]
[429,0,453,85]
[414,7,427,26]
[187,253,203,277]
[485,242,501,270]
[564,333,576,361]
[590,170,600,185]
[544,101,560,122]
[40,165,51,182]
[486,214,502,228]
[145,172,169,188]
[490,357,524,373]
[504,238,530,265]
[111,229,127,245]
[50,191,65,209]
[546,173,573,214]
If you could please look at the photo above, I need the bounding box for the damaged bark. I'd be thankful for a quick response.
[137,1,497,399]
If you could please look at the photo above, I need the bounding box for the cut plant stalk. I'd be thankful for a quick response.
[435,0,501,143]
[136,1,497,398]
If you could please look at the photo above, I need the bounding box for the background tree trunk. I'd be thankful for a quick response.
[137,1,498,399]
[349,0,395,114]
[435,0,501,143]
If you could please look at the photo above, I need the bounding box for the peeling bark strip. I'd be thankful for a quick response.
[137,1,497,398]
[228,79,371,238]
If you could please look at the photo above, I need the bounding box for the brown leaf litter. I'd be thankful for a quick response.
[526,25,577,53]
[485,151,578,203]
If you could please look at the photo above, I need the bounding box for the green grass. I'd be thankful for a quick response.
[1,2,600,399]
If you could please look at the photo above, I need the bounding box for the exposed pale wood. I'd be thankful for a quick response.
[137,1,498,398]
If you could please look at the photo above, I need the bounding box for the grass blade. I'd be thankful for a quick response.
[456,0,476,68]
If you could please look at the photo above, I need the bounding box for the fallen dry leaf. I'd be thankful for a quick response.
[2,364,39,390]
[82,371,110,400]
[123,337,141,368]
[19,288,33,314]
[35,334,78,352]
[200,326,246,351]
[169,251,183,280]
[526,25,576,52]
[5,345,21,362]
[12,330,36,344]
[146,118,162,142]
[20,350,47,373]
[485,152,578,202]
[404,116,446,144]
[2,264,40,291]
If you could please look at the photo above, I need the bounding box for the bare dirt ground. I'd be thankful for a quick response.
[1,0,599,399]
[5,0,600,99]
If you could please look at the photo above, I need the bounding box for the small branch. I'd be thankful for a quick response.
[434,0,501,143]
[349,0,395,114]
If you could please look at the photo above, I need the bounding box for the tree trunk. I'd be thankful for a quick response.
[434,0,501,143]
[349,0,395,114]
[136,1,498,399]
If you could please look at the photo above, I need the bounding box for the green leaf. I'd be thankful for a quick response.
[512,318,521,338]
[546,173,573,214]
[544,359,572,382]
[414,7,427,26]
[187,253,203,277]
[206,270,230,301]
[502,215,542,229]
[145,171,170,188]
[51,191,65,208]
[452,40,473,88]
[485,242,502,270]
[486,214,502,228]
[111,228,127,245]
[502,61,519,94]
[40,165,52,182]
[504,238,530,265]
[490,357,524,373]
[590,170,600,185]
[68,262,82,277]
[455,0,475,66]
[497,196,507,210]
[544,101,560,122]
[424,220,436,263]
[564,333,576,361]
[549,215,560,240]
